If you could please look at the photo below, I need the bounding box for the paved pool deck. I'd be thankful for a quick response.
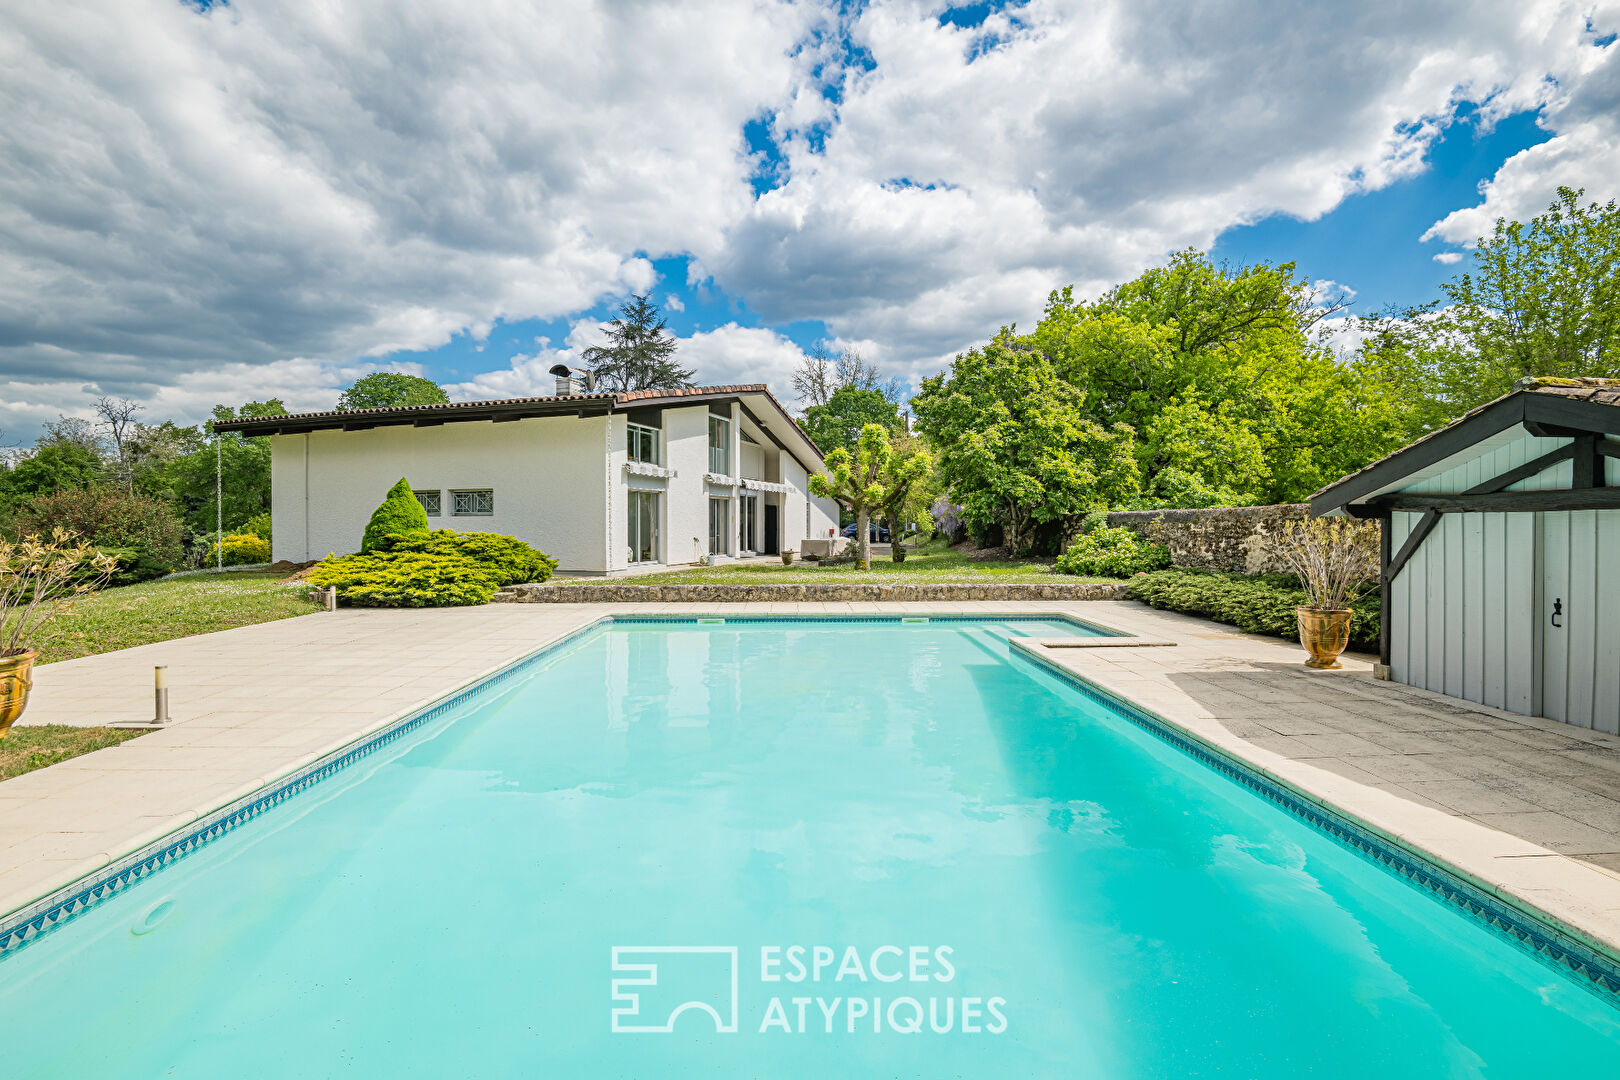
[3,600,1619,964]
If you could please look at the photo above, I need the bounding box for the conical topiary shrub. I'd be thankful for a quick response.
[361,478,431,552]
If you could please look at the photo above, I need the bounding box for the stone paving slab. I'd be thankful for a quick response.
[3,600,1619,967]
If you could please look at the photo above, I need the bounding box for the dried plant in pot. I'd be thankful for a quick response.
[0,530,116,736]
[1269,517,1379,670]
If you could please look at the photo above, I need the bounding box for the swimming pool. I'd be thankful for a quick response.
[1,616,1617,1076]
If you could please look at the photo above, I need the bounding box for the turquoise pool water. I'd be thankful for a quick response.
[2,617,1617,1077]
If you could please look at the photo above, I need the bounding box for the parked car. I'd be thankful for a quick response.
[841,522,891,542]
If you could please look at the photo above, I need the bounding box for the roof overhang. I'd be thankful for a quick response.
[1309,392,1620,517]
[214,384,826,473]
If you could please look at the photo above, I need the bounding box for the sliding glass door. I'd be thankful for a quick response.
[627,490,659,564]
[708,498,729,556]
[738,496,757,554]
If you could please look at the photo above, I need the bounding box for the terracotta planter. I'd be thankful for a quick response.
[0,649,39,738]
[1296,608,1352,670]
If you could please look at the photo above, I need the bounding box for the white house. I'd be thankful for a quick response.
[215,382,842,575]
[1310,377,1620,735]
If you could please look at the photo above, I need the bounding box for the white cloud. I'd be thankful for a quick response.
[3,0,1620,436]
[1432,251,1465,264]
[1422,13,1620,245]
[664,295,685,312]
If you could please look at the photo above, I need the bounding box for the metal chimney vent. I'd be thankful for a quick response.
[548,363,575,396]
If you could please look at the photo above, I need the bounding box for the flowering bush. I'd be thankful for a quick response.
[1055,526,1170,577]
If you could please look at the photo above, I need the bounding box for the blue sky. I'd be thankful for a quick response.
[2,2,1616,435]
[1211,107,1553,315]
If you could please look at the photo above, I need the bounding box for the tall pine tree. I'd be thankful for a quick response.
[581,294,695,392]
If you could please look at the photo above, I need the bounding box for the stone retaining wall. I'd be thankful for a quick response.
[495,582,1129,603]
[1106,504,1307,574]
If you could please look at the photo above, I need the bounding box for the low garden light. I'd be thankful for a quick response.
[153,665,171,726]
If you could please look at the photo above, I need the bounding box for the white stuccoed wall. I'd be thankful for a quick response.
[269,396,839,573]
[270,416,611,571]
[663,405,711,567]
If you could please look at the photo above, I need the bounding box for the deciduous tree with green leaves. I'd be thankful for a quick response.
[1356,187,1620,427]
[801,385,902,456]
[911,339,1140,554]
[808,424,927,570]
[338,373,450,411]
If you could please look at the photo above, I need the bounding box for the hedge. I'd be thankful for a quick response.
[1126,568,1381,651]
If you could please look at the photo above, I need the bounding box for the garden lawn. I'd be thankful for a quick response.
[36,572,321,664]
[0,725,150,781]
[618,541,1117,585]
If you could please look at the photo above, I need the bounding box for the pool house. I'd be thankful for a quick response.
[1311,376,1620,733]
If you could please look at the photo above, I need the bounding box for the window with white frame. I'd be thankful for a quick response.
[451,489,494,516]
[627,422,660,465]
[708,415,730,474]
[414,490,441,517]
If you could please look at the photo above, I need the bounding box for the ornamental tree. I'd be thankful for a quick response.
[808,424,926,570]
[361,478,431,552]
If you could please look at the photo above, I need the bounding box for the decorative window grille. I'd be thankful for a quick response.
[451,489,494,516]
[413,490,441,517]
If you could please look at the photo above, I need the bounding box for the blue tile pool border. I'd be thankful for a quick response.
[1009,641,1620,1008]
[3,611,1617,1014]
[0,612,1108,960]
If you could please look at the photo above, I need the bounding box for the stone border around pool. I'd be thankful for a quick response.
[495,582,1130,603]
[1008,638,1620,1007]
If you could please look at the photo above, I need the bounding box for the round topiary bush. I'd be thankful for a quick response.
[1055,525,1170,578]
[210,533,271,566]
[361,478,430,552]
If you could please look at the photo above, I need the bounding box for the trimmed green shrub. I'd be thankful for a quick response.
[307,550,500,607]
[1055,525,1170,577]
[381,530,557,586]
[242,511,272,543]
[210,533,271,566]
[361,478,430,552]
[308,528,558,607]
[1127,568,1381,651]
